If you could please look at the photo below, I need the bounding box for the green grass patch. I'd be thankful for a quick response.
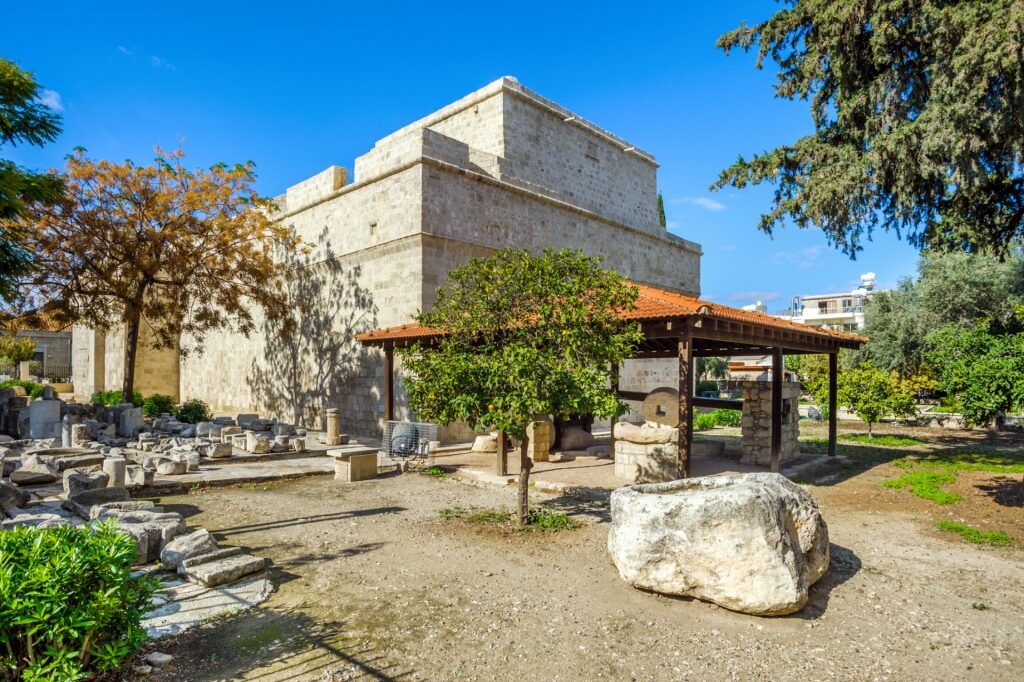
[422,466,449,478]
[936,521,1013,547]
[894,453,1024,474]
[437,506,464,519]
[839,433,924,447]
[525,506,579,532]
[883,470,961,504]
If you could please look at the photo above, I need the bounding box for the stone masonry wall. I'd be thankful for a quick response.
[740,381,801,466]
[92,77,704,442]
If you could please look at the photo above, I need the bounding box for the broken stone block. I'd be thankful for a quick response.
[236,413,259,429]
[160,529,218,571]
[118,407,144,438]
[1,481,30,513]
[125,465,154,487]
[290,437,305,453]
[93,507,186,564]
[170,450,200,471]
[28,399,61,439]
[332,452,377,482]
[156,460,187,475]
[206,442,232,458]
[246,432,270,454]
[63,486,131,519]
[61,413,79,447]
[103,456,127,487]
[195,422,215,437]
[177,546,243,576]
[182,552,267,587]
[70,423,90,448]
[220,426,242,443]
[10,453,59,485]
[63,470,110,497]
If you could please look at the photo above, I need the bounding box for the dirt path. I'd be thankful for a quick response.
[134,468,1023,682]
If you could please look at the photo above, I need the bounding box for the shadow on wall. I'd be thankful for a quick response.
[248,228,379,429]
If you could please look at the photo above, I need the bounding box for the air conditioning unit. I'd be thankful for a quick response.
[383,420,438,464]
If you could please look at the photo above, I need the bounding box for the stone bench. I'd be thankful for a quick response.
[329,451,378,482]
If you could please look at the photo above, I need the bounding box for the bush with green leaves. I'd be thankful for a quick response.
[142,393,176,418]
[694,412,718,431]
[709,409,741,427]
[838,363,917,436]
[0,521,157,681]
[695,380,719,396]
[89,388,143,407]
[174,398,212,424]
[0,379,44,399]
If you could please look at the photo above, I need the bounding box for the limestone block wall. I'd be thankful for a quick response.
[180,236,423,437]
[420,166,700,296]
[17,330,71,368]
[740,381,801,466]
[96,320,179,400]
[500,88,660,233]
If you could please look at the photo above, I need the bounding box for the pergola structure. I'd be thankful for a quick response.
[355,283,866,477]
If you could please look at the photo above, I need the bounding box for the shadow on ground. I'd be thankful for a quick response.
[140,604,412,681]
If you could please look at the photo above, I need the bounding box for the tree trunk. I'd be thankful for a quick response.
[867,420,873,437]
[122,307,142,401]
[517,433,532,528]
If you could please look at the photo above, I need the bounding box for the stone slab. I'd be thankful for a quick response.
[142,577,275,640]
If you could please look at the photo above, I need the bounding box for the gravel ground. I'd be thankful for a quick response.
[130,464,1024,682]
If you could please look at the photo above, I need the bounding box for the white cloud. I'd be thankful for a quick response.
[675,196,726,212]
[729,290,780,302]
[38,89,62,112]
[150,56,175,70]
[117,45,136,55]
[769,245,828,269]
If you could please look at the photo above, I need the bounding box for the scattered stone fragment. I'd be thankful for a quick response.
[145,651,173,666]
[63,469,110,497]
[63,486,131,518]
[0,481,30,513]
[160,529,218,571]
[94,507,186,564]
[156,460,187,475]
[103,456,127,487]
[133,664,153,676]
[10,453,59,485]
[182,552,267,587]
[177,546,243,575]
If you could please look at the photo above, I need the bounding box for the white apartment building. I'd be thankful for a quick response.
[780,273,880,332]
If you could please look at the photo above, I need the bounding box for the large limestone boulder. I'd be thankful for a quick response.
[559,426,595,451]
[161,529,218,571]
[613,421,677,444]
[0,481,30,513]
[608,473,829,616]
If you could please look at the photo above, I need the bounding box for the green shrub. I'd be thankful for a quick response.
[709,409,741,427]
[696,380,719,396]
[90,389,143,407]
[142,393,176,417]
[526,506,579,531]
[694,412,718,431]
[0,379,44,399]
[0,522,157,681]
[175,398,212,424]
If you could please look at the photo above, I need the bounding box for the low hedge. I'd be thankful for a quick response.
[0,379,45,399]
[0,522,157,681]
[90,389,144,407]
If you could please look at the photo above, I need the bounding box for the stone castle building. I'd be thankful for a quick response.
[72,77,701,437]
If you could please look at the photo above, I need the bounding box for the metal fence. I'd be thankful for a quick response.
[0,360,72,382]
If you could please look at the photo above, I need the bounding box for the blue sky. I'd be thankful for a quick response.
[4,1,921,311]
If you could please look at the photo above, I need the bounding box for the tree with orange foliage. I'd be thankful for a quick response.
[9,148,297,398]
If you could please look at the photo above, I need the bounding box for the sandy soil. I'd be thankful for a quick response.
[132,459,1024,682]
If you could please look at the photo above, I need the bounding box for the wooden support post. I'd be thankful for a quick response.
[496,430,508,476]
[384,346,394,422]
[610,363,619,461]
[828,352,838,457]
[770,347,783,473]
[678,329,694,478]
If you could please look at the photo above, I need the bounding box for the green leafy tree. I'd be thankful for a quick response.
[838,363,917,435]
[400,248,642,526]
[713,1,1024,257]
[925,322,1024,426]
[0,335,35,363]
[696,356,728,382]
[0,57,63,302]
[657,191,667,228]
[859,251,1024,376]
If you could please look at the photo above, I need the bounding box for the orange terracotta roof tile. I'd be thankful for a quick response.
[354,282,868,347]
